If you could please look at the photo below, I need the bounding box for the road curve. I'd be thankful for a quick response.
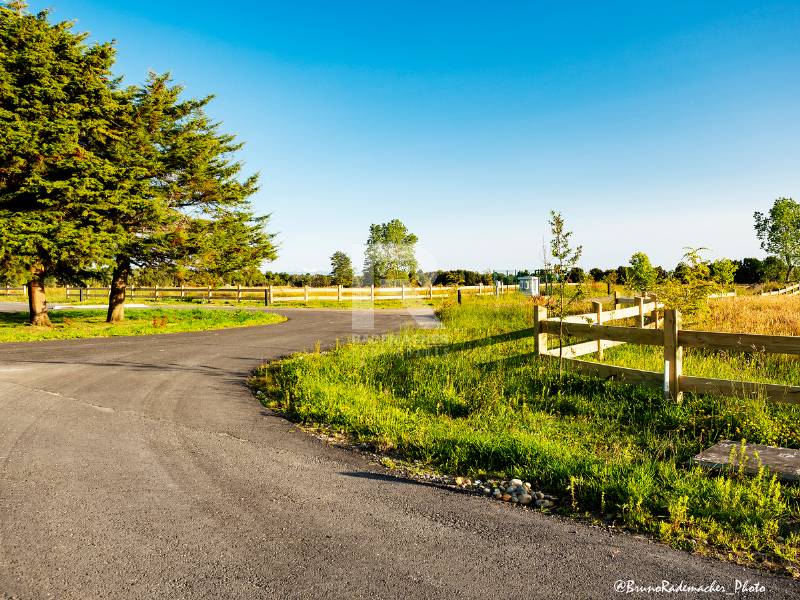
[0,308,797,599]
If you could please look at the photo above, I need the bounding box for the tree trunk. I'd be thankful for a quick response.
[27,275,50,326]
[786,264,793,283]
[106,258,131,323]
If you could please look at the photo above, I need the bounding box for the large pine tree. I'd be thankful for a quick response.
[102,73,276,322]
[0,1,120,324]
[0,3,277,324]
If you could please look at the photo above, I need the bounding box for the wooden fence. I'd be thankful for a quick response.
[761,283,800,296]
[1,283,518,303]
[531,301,800,404]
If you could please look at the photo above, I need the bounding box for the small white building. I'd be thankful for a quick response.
[517,275,539,296]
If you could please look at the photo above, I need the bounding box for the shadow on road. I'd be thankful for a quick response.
[339,470,472,494]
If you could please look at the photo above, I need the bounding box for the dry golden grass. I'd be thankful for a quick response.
[699,295,800,336]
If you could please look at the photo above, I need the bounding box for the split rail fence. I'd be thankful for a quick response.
[1,283,518,304]
[761,283,800,296]
[528,296,800,404]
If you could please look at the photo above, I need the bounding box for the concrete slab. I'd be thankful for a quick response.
[692,439,800,481]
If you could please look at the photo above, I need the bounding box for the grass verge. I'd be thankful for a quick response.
[252,295,800,575]
[0,308,285,343]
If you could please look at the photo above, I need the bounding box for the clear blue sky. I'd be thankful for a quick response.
[29,1,800,273]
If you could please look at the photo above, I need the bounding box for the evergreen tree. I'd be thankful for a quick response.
[101,73,276,321]
[177,209,276,286]
[0,2,120,324]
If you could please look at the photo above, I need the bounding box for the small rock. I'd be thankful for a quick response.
[534,491,544,500]
[511,496,519,503]
[505,486,516,494]
[493,489,502,499]
[501,494,512,502]
[519,494,532,505]
[482,487,491,495]
[535,499,553,508]
[510,478,523,487]
[455,476,464,486]
[524,482,531,489]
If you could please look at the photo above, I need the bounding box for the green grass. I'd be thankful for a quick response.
[253,295,800,574]
[0,308,285,343]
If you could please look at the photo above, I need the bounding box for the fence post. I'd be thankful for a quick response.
[636,296,645,328]
[337,284,342,302]
[592,300,603,360]
[479,282,483,296]
[650,294,659,329]
[130,286,135,300]
[370,284,375,302]
[663,309,683,402]
[65,285,70,300]
[268,285,274,305]
[304,285,309,302]
[79,287,84,302]
[457,288,462,304]
[154,284,160,300]
[613,290,619,310]
[237,284,242,303]
[401,284,405,301]
[429,284,433,299]
[534,305,548,355]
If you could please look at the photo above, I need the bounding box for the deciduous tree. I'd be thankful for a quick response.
[548,210,584,372]
[627,252,657,294]
[330,251,354,287]
[754,197,800,283]
[362,219,418,285]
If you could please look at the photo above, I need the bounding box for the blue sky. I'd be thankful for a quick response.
[29,1,800,273]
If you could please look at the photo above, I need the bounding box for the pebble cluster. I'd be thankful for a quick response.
[454,476,557,508]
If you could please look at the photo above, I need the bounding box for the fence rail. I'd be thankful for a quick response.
[761,283,800,296]
[530,301,800,404]
[1,283,521,304]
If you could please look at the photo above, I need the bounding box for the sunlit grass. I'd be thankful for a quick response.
[253,293,800,574]
[0,308,285,343]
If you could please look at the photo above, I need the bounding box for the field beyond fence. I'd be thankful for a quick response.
[530,297,800,404]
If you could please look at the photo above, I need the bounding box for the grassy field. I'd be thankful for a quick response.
[253,294,800,574]
[0,308,285,343]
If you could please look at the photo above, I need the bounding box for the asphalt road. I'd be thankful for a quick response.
[0,307,797,599]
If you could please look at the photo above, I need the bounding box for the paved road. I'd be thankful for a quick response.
[0,308,797,599]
